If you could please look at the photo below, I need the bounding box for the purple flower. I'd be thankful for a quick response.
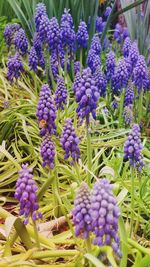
[72,182,92,238]
[112,99,119,110]
[124,84,134,107]
[104,7,112,19]
[129,41,139,68]
[90,179,121,257]
[95,17,104,34]
[61,9,73,28]
[15,164,41,224]
[124,57,133,80]
[122,37,132,58]
[4,23,20,46]
[55,76,68,110]
[76,21,89,48]
[123,105,133,126]
[122,27,129,40]
[60,21,76,53]
[124,124,144,171]
[40,134,55,169]
[113,23,122,43]
[28,46,38,72]
[75,68,100,121]
[73,72,81,94]
[36,84,56,136]
[94,68,107,97]
[132,55,147,92]
[74,61,80,75]
[112,58,129,94]
[34,3,47,32]
[7,52,23,83]
[60,118,80,163]
[14,28,28,55]
[105,51,116,82]
[47,17,60,52]
[33,32,45,67]
[38,15,50,44]
[90,35,101,55]
[87,49,101,73]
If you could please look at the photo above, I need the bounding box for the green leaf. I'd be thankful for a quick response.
[84,253,105,267]
[119,217,128,267]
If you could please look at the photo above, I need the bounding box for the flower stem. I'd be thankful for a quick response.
[37,171,54,201]
[49,54,56,91]
[134,172,141,234]
[52,165,60,217]
[86,116,92,186]
[64,48,68,81]
[118,88,125,127]
[138,88,143,124]
[129,166,135,237]
[32,219,40,249]
[80,48,83,74]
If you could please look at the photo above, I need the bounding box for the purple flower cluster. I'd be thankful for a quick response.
[60,10,75,53]
[90,35,101,55]
[4,23,20,46]
[87,49,101,73]
[112,99,119,110]
[129,42,139,68]
[40,134,55,169]
[74,61,80,75]
[7,53,23,82]
[73,72,81,94]
[95,16,104,34]
[55,76,68,110]
[34,3,47,32]
[61,8,73,27]
[104,7,112,19]
[76,21,88,48]
[123,105,133,126]
[75,68,100,121]
[28,46,38,72]
[38,15,50,43]
[122,37,131,57]
[132,55,147,92]
[47,17,60,52]
[72,182,92,238]
[33,32,45,67]
[124,124,144,171]
[124,84,134,107]
[94,69,107,97]
[105,51,116,82]
[90,179,121,257]
[14,28,28,55]
[36,84,56,136]
[60,118,80,163]
[113,23,122,43]
[15,164,41,225]
[112,58,129,94]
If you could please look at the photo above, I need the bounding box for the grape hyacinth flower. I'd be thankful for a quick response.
[113,23,122,43]
[61,8,73,27]
[38,15,50,43]
[34,3,47,32]
[60,21,76,53]
[36,84,56,136]
[47,17,60,52]
[75,68,100,122]
[60,118,80,164]
[112,58,129,94]
[95,16,104,34]
[73,71,81,94]
[14,28,28,55]
[132,55,147,92]
[55,76,68,110]
[124,84,134,107]
[28,46,38,72]
[105,51,116,82]
[7,52,24,83]
[72,182,92,238]
[124,57,133,80]
[4,23,20,47]
[87,49,101,73]
[112,99,119,110]
[74,61,80,75]
[129,41,139,68]
[33,32,45,67]
[90,35,101,55]
[40,134,55,169]
[123,105,133,126]
[90,179,121,257]
[104,6,112,19]
[15,164,41,225]
[122,37,132,58]
[94,68,107,97]
[124,124,144,171]
[76,21,89,48]
[122,27,129,40]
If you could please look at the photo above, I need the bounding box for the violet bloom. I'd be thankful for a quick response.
[40,134,55,169]
[112,99,119,110]
[7,52,24,83]
[123,105,133,126]
[15,164,41,225]
[76,21,89,48]
[104,7,112,19]
[122,37,132,58]
[95,17,104,34]
[94,68,107,97]
[36,84,56,136]
[4,23,20,46]
[72,182,92,238]
[55,76,68,110]
[124,124,144,171]
[129,41,139,68]
[33,32,45,67]
[60,21,76,53]
[87,48,101,73]
[34,3,47,32]
[113,23,122,43]
[73,72,81,94]
[122,27,129,40]
[112,58,129,94]
[124,84,134,107]
[14,28,28,55]
[105,51,116,82]
[90,179,121,257]
[74,61,80,75]
[61,8,73,27]
[75,68,100,122]
[90,35,101,55]
[60,118,80,164]
[132,55,147,92]
[28,46,38,72]
[47,17,60,52]
[38,15,50,44]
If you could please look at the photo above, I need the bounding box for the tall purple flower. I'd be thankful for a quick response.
[4,23,20,46]
[95,17,104,34]
[104,7,112,19]
[60,118,80,164]
[132,55,147,92]
[72,182,92,238]
[124,124,144,171]
[74,61,80,75]
[15,164,41,225]
[94,68,107,97]
[129,42,139,68]
[75,68,100,121]
[61,9,73,27]
[113,23,122,43]
[124,84,134,107]
[38,15,50,44]
[40,134,55,169]
[105,51,116,82]
[14,28,28,55]
[123,105,133,126]
[60,21,76,53]
[55,76,68,110]
[73,72,81,94]
[28,46,38,72]
[47,17,60,52]
[33,32,45,67]
[122,27,129,40]
[90,179,121,257]
[90,35,101,55]
[7,52,23,83]
[76,21,89,48]
[112,58,129,94]
[34,3,47,32]
[36,84,56,136]
[122,37,132,58]
[87,49,101,73]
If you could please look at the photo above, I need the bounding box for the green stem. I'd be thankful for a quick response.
[80,48,83,74]
[52,166,60,218]
[138,88,143,124]
[37,171,54,201]
[128,238,150,255]
[71,58,74,80]
[134,172,141,234]
[32,219,40,249]
[86,116,92,186]
[129,166,135,237]
[64,48,68,80]
[118,88,126,127]
[45,47,50,83]
[49,54,56,91]
[85,237,91,252]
